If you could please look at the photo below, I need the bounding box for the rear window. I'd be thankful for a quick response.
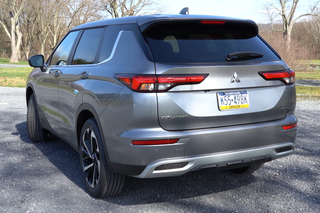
[144,21,279,64]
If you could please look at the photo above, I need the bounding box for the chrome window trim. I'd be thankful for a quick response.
[67,30,124,67]
[98,30,124,65]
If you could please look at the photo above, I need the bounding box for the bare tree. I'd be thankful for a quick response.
[34,0,101,56]
[47,0,73,51]
[0,0,27,63]
[1,0,160,62]
[20,1,41,59]
[267,0,320,45]
[103,0,157,18]
[66,0,103,30]
[306,15,320,55]
[294,13,320,58]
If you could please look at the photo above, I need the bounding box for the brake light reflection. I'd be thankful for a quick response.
[201,20,226,25]
[282,123,297,130]
[132,139,179,145]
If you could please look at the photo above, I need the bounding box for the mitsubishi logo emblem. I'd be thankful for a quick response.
[230,72,241,83]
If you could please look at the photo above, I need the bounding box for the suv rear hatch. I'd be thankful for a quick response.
[142,19,295,130]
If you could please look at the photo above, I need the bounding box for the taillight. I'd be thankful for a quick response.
[132,139,179,145]
[282,123,297,130]
[201,20,226,25]
[114,74,208,92]
[259,69,295,85]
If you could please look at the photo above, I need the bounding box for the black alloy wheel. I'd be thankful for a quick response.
[79,118,125,198]
[81,127,101,188]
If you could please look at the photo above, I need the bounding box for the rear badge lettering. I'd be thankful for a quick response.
[161,115,188,119]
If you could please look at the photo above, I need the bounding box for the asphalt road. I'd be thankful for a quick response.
[295,79,320,87]
[0,64,30,68]
[0,87,319,213]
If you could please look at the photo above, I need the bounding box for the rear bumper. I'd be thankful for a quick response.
[105,114,297,176]
[133,142,294,178]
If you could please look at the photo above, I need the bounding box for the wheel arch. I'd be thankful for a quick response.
[76,103,115,172]
[26,84,35,106]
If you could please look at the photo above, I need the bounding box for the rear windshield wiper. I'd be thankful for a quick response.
[226,52,264,61]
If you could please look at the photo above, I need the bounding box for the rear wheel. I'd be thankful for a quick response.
[230,163,264,174]
[27,94,50,142]
[79,118,125,198]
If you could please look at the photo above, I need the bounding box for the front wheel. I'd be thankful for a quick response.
[79,118,125,198]
[27,94,50,142]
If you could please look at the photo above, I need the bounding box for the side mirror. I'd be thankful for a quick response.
[28,54,44,67]
[28,54,47,72]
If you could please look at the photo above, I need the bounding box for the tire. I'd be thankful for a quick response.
[79,118,125,198]
[27,94,50,142]
[230,163,264,174]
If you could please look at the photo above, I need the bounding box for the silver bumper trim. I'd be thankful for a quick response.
[133,142,294,178]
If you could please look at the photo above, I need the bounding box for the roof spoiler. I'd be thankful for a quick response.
[179,7,189,15]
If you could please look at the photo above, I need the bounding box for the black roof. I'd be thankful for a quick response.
[71,14,256,31]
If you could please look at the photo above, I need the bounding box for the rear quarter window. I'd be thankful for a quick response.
[72,28,105,65]
[144,21,279,64]
[98,25,121,63]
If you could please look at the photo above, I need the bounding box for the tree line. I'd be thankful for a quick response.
[1,0,320,67]
[0,0,157,62]
[262,0,320,68]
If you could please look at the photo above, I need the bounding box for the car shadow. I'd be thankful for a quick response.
[108,170,257,205]
[15,121,257,204]
[15,122,86,192]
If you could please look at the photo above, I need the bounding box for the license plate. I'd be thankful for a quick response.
[217,91,250,110]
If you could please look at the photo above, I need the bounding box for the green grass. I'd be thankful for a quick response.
[296,86,320,97]
[0,67,32,87]
[0,67,32,77]
[296,72,320,80]
[297,59,320,64]
[0,66,319,98]
[0,57,29,65]
[306,60,320,64]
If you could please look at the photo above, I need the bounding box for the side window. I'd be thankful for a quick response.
[50,31,79,66]
[98,25,121,63]
[72,28,105,65]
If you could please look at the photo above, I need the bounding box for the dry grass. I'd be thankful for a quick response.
[0,67,32,87]
[296,86,320,97]
[0,77,27,87]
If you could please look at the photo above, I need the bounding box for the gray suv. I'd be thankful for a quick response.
[26,14,297,198]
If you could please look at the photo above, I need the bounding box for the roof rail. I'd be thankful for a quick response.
[179,7,189,15]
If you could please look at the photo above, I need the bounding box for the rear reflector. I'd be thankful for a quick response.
[282,123,297,130]
[132,139,179,145]
[259,69,295,85]
[114,74,208,92]
[201,20,226,25]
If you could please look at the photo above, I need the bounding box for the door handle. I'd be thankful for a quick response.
[49,69,62,78]
[54,70,62,77]
[79,71,89,79]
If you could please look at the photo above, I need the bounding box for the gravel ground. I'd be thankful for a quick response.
[0,64,29,68]
[0,87,319,213]
[296,79,320,87]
